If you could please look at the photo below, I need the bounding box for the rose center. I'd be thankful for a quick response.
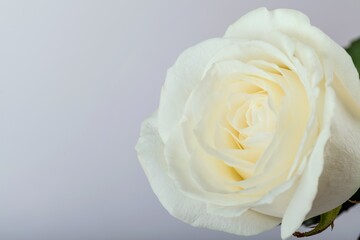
[225,90,276,154]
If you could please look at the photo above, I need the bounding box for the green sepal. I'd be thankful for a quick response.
[293,205,341,238]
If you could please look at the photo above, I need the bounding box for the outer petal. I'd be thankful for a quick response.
[225,8,310,41]
[136,114,281,236]
[312,95,360,216]
[158,38,237,142]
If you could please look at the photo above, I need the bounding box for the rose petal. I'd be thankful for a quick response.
[158,38,238,142]
[136,114,282,235]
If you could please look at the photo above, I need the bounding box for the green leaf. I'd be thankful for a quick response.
[293,205,342,238]
[346,38,360,73]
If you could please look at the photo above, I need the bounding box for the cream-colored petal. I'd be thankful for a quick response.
[225,8,310,41]
[136,114,281,236]
[280,88,335,239]
[158,38,237,142]
[310,94,360,217]
[166,120,256,205]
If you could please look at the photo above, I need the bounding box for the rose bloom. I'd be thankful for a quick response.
[136,8,360,239]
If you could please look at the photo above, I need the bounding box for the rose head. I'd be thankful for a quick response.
[136,8,360,239]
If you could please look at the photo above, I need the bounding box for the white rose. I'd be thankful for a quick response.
[136,8,360,239]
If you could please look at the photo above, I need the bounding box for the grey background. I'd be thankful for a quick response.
[0,0,359,239]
